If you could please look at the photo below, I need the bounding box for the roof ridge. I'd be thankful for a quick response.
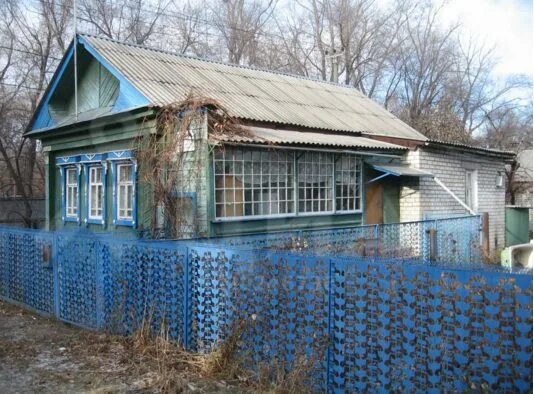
[79,33,363,93]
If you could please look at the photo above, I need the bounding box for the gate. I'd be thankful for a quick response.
[0,228,54,315]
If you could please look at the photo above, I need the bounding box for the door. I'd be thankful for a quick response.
[366,182,383,224]
[506,207,529,246]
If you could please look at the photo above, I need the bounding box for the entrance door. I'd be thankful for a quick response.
[366,182,383,224]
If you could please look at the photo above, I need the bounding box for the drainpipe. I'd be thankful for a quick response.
[433,177,477,216]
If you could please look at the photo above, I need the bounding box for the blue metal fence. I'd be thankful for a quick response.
[0,224,532,392]
[0,228,54,316]
[192,215,482,265]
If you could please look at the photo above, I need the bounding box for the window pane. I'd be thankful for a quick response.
[67,169,76,184]
[119,165,132,182]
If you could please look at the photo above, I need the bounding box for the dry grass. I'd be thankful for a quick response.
[2,301,321,393]
[200,319,323,394]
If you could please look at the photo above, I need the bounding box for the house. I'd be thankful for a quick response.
[26,35,514,251]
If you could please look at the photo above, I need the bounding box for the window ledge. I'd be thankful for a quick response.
[212,210,362,223]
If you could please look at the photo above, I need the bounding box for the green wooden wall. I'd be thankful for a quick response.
[39,103,406,238]
[41,108,156,236]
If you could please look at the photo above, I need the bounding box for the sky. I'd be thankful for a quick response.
[440,0,533,78]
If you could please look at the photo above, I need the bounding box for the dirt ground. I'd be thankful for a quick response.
[0,300,245,393]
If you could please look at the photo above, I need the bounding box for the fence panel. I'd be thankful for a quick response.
[56,233,100,328]
[99,240,189,342]
[330,258,533,392]
[434,216,481,264]
[0,228,54,316]
[187,245,331,389]
[0,225,531,393]
[196,216,482,263]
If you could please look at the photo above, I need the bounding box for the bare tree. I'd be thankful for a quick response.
[396,2,459,129]
[479,103,533,204]
[0,0,71,226]
[211,0,277,65]
[79,0,169,45]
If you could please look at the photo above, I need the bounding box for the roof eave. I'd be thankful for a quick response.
[26,105,155,140]
[425,140,516,159]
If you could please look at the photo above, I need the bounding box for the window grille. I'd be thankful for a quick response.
[298,152,334,213]
[214,148,295,218]
[214,148,362,219]
[335,155,362,212]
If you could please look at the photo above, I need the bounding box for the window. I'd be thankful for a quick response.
[213,148,363,220]
[65,167,78,218]
[335,155,362,212]
[117,164,134,221]
[465,170,478,211]
[298,152,334,213]
[88,166,103,220]
[214,148,294,218]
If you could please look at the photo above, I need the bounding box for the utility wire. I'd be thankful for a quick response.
[26,0,319,47]
[0,44,62,61]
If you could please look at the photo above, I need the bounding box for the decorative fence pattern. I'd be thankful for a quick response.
[196,215,482,265]
[0,225,532,392]
[0,228,54,315]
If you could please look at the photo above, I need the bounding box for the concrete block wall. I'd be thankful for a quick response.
[401,147,507,251]
[399,150,421,222]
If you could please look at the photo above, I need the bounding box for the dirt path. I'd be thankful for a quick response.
[0,300,243,393]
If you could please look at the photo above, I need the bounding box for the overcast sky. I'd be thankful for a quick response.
[440,0,533,78]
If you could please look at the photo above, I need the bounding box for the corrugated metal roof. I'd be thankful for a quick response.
[81,34,427,141]
[213,126,407,150]
[371,164,433,177]
[426,140,515,157]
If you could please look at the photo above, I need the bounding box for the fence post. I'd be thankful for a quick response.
[428,228,437,262]
[95,238,104,330]
[374,224,379,260]
[52,233,60,319]
[183,246,190,350]
[481,213,490,259]
[326,257,333,392]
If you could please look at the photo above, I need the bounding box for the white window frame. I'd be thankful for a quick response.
[88,166,104,220]
[117,163,134,221]
[214,148,295,219]
[65,167,78,218]
[297,152,335,215]
[465,169,478,212]
[212,148,363,221]
[335,155,363,213]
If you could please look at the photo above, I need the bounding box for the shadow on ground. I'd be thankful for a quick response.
[0,300,243,393]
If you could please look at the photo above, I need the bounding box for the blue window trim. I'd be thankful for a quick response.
[56,150,134,227]
[84,162,107,227]
[111,159,137,228]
